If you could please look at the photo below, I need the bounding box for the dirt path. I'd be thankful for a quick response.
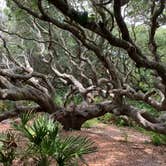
[0,121,165,166]
[69,124,166,166]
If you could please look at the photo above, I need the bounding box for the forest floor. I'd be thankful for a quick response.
[0,121,166,166]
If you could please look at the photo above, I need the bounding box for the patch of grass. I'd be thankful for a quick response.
[98,113,112,124]
[98,113,133,127]
[150,133,166,146]
[82,118,100,128]
[54,95,63,106]
[115,117,128,127]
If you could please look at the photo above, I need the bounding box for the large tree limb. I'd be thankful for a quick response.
[0,100,117,130]
[123,105,166,135]
[0,106,43,122]
[112,86,166,111]
[0,76,57,114]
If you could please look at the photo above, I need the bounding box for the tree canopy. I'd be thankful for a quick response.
[0,0,166,134]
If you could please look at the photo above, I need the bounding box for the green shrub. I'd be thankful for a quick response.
[10,112,97,165]
[150,133,166,146]
[54,95,63,106]
[98,113,112,124]
[115,118,126,126]
[134,126,166,146]
[82,118,99,128]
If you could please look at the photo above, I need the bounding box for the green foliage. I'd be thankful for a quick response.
[98,113,131,127]
[156,28,166,62]
[93,96,103,103]
[54,95,64,106]
[127,100,159,117]
[11,112,97,165]
[20,111,34,126]
[82,118,99,128]
[0,101,15,113]
[115,117,128,127]
[72,94,83,105]
[98,113,112,124]
[51,136,97,166]
[0,131,17,166]
[0,148,15,166]
[54,92,83,106]
[132,25,149,53]
[0,102,7,112]
[150,133,166,146]
[134,126,166,146]
[3,0,165,152]
[88,13,96,22]
[83,113,132,128]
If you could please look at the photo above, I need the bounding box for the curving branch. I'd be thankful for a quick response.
[112,85,166,111]
[123,105,166,135]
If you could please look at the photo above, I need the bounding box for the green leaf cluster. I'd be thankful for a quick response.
[11,112,97,165]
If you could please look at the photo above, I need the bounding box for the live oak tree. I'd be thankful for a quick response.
[0,0,166,133]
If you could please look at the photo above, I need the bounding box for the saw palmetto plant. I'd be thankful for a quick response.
[12,112,97,165]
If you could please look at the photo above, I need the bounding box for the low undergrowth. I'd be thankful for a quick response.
[0,112,97,166]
